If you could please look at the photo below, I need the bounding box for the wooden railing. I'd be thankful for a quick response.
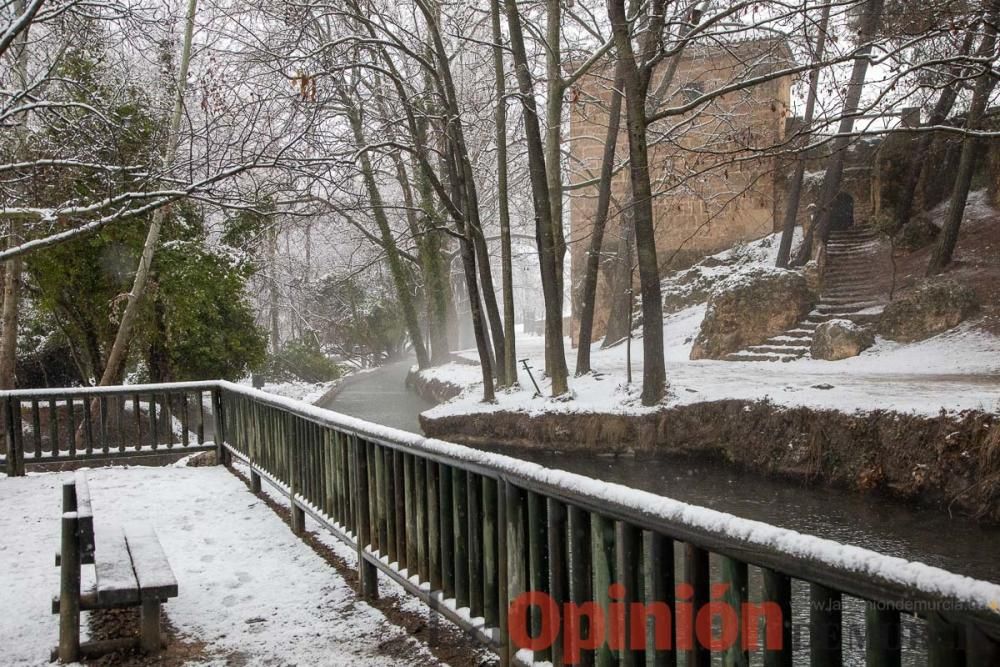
[1,382,219,474]
[4,381,1000,666]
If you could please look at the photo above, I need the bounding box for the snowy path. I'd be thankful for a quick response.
[318,358,434,434]
[0,466,439,666]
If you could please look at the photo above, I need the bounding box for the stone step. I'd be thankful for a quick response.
[823,273,876,288]
[823,289,880,297]
[826,239,881,248]
[820,297,883,306]
[812,311,881,322]
[827,250,879,258]
[826,255,882,263]
[828,236,878,245]
[828,238,879,244]
[725,352,803,363]
[828,228,877,238]
[817,300,883,312]
[825,258,883,268]
[746,343,810,354]
[774,331,813,340]
[824,283,881,292]
[822,285,883,293]
[808,312,856,323]
[823,271,881,281]
[825,262,879,270]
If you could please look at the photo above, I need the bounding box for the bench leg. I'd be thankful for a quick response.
[58,514,80,662]
[140,599,162,653]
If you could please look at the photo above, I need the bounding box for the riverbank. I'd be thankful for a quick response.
[420,398,1000,522]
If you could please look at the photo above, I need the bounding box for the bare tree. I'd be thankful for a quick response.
[775,0,832,268]
[97,0,200,386]
[793,0,885,265]
[575,61,625,375]
[491,0,518,386]
[503,0,569,396]
[607,0,668,405]
[928,0,1000,274]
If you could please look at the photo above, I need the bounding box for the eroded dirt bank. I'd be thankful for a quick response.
[405,366,464,403]
[420,400,1000,522]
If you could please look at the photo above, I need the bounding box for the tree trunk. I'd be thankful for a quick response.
[601,213,634,348]
[503,0,569,396]
[1,0,30,390]
[267,226,280,354]
[775,0,831,268]
[492,0,518,386]
[418,4,508,385]
[576,62,625,374]
[544,0,565,379]
[98,0,199,386]
[928,0,1000,274]
[414,148,453,365]
[793,0,884,266]
[608,0,666,406]
[345,104,430,369]
[893,29,976,233]
[0,235,19,389]
[444,144,497,401]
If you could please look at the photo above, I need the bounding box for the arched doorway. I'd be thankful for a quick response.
[829,192,855,231]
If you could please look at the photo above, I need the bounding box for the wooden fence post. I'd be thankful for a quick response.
[865,603,901,667]
[762,568,792,667]
[58,510,81,661]
[4,396,25,476]
[504,481,526,665]
[685,544,711,667]
[212,388,228,466]
[721,555,749,667]
[353,435,378,599]
[288,414,305,536]
[810,583,842,667]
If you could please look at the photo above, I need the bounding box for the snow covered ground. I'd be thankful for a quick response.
[255,378,341,404]
[0,465,439,666]
[424,314,1000,418]
[421,226,1000,419]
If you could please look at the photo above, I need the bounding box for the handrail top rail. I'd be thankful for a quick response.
[0,380,221,399]
[8,379,1000,633]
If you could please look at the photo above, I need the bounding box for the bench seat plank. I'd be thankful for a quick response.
[124,524,178,600]
[94,526,140,605]
[74,471,95,558]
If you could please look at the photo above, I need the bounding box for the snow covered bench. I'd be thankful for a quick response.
[52,470,178,662]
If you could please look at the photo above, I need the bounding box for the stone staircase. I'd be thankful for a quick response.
[726,227,887,362]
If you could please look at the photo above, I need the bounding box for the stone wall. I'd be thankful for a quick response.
[568,39,791,344]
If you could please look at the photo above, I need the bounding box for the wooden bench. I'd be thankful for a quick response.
[52,470,178,662]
